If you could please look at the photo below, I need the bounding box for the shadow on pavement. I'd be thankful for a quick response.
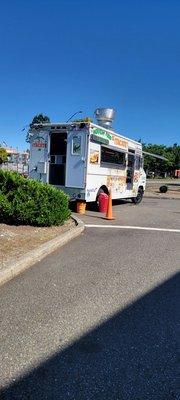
[1,273,179,399]
[69,199,132,213]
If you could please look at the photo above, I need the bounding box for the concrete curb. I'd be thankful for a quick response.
[0,214,84,287]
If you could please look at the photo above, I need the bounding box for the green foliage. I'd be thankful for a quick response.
[73,117,93,123]
[142,143,180,176]
[0,170,71,226]
[26,113,51,142]
[0,147,8,164]
[29,113,50,127]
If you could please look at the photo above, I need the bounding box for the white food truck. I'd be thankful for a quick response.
[29,108,146,205]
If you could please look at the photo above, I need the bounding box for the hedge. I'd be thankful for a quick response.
[0,170,71,226]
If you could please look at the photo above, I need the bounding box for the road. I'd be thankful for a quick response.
[0,198,180,399]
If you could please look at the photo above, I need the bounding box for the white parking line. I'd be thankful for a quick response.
[84,224,180,233]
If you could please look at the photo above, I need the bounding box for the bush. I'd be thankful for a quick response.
[0,170,71,226]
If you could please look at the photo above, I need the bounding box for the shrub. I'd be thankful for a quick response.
[0,170,71,226]
[0,147,8,164]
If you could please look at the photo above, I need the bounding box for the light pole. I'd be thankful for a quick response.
[66,111,83,123]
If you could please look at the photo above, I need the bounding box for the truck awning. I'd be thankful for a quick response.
[142,151,168,161]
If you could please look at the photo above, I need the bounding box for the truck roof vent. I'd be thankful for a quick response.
[95,108,115,129]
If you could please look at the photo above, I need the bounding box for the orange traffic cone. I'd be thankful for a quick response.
[106,190,114,220]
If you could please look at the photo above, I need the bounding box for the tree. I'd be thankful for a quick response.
[142,143,180,177]
[0,147,8,164]
[172,143,180,170]
[73,117,92,123]
[29,113,50,127]
[26,113,51,142]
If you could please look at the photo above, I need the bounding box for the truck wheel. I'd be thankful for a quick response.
[132,187,144,205]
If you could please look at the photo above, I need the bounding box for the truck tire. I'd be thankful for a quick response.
[132,187,144,205]
[159,185,168,193]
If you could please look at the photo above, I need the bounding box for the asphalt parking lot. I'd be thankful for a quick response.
[79,197,180,230]
[0,198,180,399]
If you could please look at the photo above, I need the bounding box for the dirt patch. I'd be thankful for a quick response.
[145,180,180,199]
[0,219,75,269]
[144,188,180,199]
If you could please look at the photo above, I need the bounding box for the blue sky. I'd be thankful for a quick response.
[0,0,180,150]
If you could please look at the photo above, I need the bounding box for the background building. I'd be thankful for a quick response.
[0,145,29,175]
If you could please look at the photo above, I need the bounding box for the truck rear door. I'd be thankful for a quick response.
[65,130,87,188]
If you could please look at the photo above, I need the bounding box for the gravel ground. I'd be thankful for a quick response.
[144,190,180,199]
[145,179,180,199]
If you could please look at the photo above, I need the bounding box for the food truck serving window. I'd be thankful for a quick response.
[72,135,81,155]
[101,146,126,166]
